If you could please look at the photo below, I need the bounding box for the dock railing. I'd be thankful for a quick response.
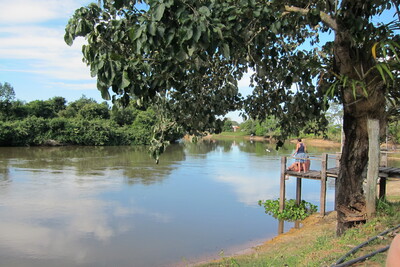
[280,153,332,217]
[280,151,400,221]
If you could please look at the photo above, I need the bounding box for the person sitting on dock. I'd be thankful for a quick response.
[293,138,308,173]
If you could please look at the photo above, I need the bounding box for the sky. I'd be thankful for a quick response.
[0,1,397,123]
[0,0,253,122]
[0,0,101,102]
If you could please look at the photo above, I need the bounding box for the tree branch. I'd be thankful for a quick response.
[284,5,338,31]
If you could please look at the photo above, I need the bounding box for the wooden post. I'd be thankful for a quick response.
[379,176,387,199]
[296,178,302,206]
[366,118,380,218]
[280,157,287,212]
[278,220,284,234]
[335,152,341,168]
[380,150,388,167]
[320,153,327,216]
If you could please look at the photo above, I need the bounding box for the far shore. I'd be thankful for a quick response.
[204,134,400,153]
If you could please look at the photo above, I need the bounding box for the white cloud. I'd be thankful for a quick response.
[215,173,280,205]
[0,0,97,100]
[238,70,254,97]
[0,24,91,79]
[47,81,96,91]
[0,0,85,24]
[0,170,171,261]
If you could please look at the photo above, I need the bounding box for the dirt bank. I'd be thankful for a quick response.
[291,138,341,148]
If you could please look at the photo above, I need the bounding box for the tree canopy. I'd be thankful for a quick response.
[0,82,15,102]
[65,0,400,233]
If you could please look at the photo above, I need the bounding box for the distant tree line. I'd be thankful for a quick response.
[224,102,400,145]
[0,82,183,146]
[222,117,281,138]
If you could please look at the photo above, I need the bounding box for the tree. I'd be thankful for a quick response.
[0,82,16,120]
[65,0,400,234]
[222,119,234,132]
[48,96,67,114]
[0,82,15,102]
[25,100,56,118]
[111,102,139,126]
[78,102,110,120]
[59,95,98,118]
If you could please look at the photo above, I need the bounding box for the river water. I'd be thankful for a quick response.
[0,139,340,266]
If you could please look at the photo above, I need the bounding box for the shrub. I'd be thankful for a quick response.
[258,198,318,221]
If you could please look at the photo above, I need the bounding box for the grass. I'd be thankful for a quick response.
[213,132,248,138]
[198,200,400,267]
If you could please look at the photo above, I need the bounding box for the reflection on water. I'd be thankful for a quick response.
[0,140,340,266]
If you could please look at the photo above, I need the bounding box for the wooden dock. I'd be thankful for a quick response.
[280,153,400,222]
[285,166,400,180]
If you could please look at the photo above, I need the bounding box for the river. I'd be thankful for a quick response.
[0,139,340,266]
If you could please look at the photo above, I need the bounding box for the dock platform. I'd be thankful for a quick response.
[280,153,400,221]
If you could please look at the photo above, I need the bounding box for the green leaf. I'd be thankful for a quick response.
[351,80,357,100]
[175,50,188,62]
[129,25,145,41]
[198,6,211,17]
[375,64,387,84]
[187,46,196,56]
[148,22,157,36]
[97,83,111,100]
[64,32,73,46]
[193,26,202,42]
[136,38,142,53]
[166,29,175,44]
[228,15,237,21]
[120,70,130,89]
[157,25,165,37]
[221,43,230,59]
[214,27,223,39]
[361,84,368,97]
[153,3,166,21]
[184,28,193,41]
[387,41,400,60]
[326,81,338,97]
[341,75,348,89]
[380,63,394,81]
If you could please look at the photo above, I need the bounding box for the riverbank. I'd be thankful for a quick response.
[194,180,400,267]
[192,136,400,266]
[204,133,342,147]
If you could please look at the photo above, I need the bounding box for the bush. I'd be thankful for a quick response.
[258,198,318,221]
[0,96,177,147]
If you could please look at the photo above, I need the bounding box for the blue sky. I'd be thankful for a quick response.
[0,1,397,122]
[0,0,253,122]
[0,0,104,103]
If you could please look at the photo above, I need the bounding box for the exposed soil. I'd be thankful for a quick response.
[387,179,400,196]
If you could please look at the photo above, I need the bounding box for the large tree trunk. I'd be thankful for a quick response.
[334,26,386,235]
[336,109,369,235]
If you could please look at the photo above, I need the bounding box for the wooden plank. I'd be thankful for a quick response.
[320,153,327,216]
[366,118,380,218]
[296,178,302,205]
[279,157,287,212]
[382,167,396,172]
[379,177,386,199]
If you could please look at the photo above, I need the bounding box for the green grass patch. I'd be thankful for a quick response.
[212,132,248,138]
[198,199,400,267]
